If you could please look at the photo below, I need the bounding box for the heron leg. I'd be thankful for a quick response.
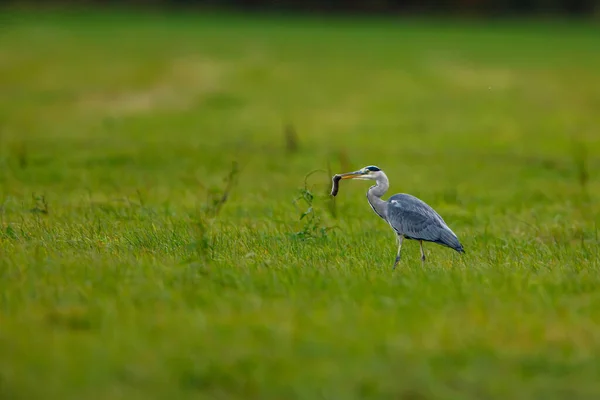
[420,240,426,262]
[393,235,404,270]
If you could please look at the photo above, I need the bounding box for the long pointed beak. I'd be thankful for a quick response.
[338,170,365,180]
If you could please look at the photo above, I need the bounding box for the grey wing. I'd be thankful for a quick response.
[386,194,463,252]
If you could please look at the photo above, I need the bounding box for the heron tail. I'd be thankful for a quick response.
[439,228,464,254]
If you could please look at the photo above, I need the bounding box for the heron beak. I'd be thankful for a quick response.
[338,170,366,180]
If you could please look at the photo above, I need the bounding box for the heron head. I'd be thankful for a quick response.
[338,165,382,181]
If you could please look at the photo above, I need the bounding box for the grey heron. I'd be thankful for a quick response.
[332,165,464,268]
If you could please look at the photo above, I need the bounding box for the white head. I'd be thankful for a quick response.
[338,165,385,181]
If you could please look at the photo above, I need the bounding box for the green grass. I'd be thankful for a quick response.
[1,9,600,399]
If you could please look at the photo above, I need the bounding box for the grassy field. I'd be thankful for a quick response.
[1,8,600,399]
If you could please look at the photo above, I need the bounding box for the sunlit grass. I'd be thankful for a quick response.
[1,9,600,399]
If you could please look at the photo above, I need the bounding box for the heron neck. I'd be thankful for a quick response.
[367,174,389,220]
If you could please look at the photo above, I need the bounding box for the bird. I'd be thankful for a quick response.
[333,165,464,268]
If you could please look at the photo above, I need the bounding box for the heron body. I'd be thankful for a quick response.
[334,165,464,268]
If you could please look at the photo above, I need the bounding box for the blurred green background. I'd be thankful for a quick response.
[1,2,600,399]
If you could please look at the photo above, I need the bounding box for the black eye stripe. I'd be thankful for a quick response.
[365,166,380,172]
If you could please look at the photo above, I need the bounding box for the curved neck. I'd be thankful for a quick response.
[366,172,389,220]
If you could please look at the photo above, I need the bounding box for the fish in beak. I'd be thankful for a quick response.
[331,169,368,196]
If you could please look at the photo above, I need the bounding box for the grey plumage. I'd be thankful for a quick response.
[333,165,464,268]
[386,194,464,253]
